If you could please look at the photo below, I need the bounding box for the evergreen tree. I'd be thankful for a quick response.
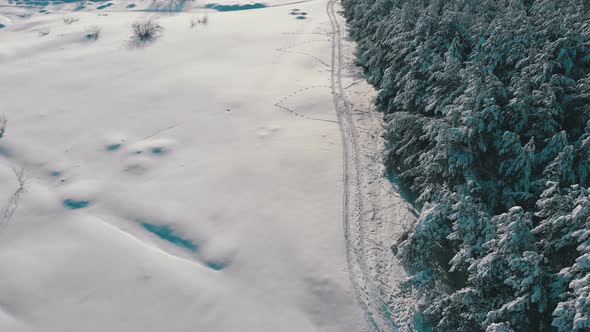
[341,0,590,329]
[470,207,546,331]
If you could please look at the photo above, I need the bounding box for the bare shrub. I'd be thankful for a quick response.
[132,20,163,42]
[190,15,208,28]
[1,167,27,229]
[0,114,6,138]
[84,25,101,40]
[63,16,79,25]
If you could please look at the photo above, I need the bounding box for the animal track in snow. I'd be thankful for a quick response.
[276,38,330,68]
[276,38,330,53]
[274,85,337,123]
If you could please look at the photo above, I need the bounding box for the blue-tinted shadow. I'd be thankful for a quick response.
[206,261,227,270]
[151,147,163,154]
[141,222,198,252]
[96,3,112,10]
[63,199,90,209]
[206,2,266,11]
[0,146,12,157]
[106,143,122,151]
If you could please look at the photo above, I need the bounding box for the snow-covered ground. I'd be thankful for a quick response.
[0,0,300,14]
[0,1,377,331]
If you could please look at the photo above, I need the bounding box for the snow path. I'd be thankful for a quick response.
[327,0,418,330]
[327,0,374,328]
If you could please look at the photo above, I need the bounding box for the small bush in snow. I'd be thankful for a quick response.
[190,15,208,28]
[1,167,27,227]
[63,16,79,25]
[0,114,6,138]
[132,20,163,42]
[84,26,101,40]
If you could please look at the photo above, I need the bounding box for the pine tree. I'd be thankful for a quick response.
[470,207,546,331]
[551,192,590,331]
[447,194,494,273]
[341,0,590,329]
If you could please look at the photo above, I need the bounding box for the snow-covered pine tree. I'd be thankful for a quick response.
[551,191,590,331]
[470,207,546,331]
[342,0,590,329]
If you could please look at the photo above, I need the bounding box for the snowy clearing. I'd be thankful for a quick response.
[0,1,368,331]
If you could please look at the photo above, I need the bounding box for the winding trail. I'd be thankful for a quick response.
[326,0,376,328]
[327,0,416,331]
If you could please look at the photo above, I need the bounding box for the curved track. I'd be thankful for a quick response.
[326,0,379,330]
[327,1,415,331]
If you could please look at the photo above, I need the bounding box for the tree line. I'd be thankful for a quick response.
[341,0,590,330]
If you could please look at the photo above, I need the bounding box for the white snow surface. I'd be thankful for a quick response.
[0,1,378,331]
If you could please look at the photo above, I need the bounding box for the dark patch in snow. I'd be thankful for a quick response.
[96,2,113,10]
[63,199,90,209]
[206,2,266,11]
[206,261,227,270]
[141,222,198,252]
[106,143,122,151]
[0,146,12,158]
[140,222,228,271]
[289,10,308,19]
[151,147,164,155]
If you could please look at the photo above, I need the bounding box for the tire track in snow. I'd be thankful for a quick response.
[327,0,408,331]
[326,0,375,328]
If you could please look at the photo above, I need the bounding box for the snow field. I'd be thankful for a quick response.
[0,1,368,331]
